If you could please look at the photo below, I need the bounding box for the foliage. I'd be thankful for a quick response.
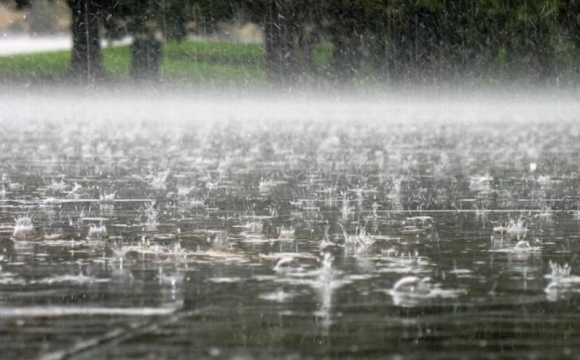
[6,0,580,84]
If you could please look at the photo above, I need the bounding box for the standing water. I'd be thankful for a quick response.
[1,91,580,359]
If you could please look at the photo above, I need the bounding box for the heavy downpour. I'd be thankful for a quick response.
[2,1,580,360]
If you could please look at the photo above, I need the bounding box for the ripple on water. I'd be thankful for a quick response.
[2,100,580,359]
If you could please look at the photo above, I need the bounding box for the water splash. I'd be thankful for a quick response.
[544,261,580,301]
[320,225,334,249]
[547,261,572,279]
[340,197,354,220]
[110,241,131,267]
[88,224,107,240]
[239,221,264,236]
[13,216,35,240]
[99,191,116,204]
[158,268,184,287]
[151,171,170,190]
[506,217,528,238]
[207,232,230,251]
[314,252,336,331]
[277,226,295,240]
[340,225,375,256]
[378,249,429,274]
[144,202,159,232]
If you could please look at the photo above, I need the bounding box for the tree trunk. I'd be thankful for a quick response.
[264,0,294,86]
[330,27,349,82]
[330,19,362,83]
[131,36,163,81]
[330,5,363,83]
[297,25,316,76]
[129,1,163,81]
[68,0,103,80]
[537,50,555,85]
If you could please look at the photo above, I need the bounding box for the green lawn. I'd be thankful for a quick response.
[0,40,270,85]
[162,41,267,83]
[0,50,71,81]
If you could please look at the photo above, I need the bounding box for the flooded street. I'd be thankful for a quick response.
[2,93,580,359]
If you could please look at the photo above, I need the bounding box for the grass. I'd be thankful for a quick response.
[162,41,267,84]
[0,39,575,91]
[0,40,270,85]
[0,50,71,82]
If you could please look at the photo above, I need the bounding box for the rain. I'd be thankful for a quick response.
[2,1,580,359]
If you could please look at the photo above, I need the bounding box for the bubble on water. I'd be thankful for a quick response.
[388,275,465,307]
[208,347,221,357]
[158,269,184,287]
[513,240,533,251]
[273,257,308,273]
[392,276,432,294]
[33,273,108,285]
[259,288,295,303]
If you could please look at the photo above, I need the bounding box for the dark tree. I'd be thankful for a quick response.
[2,0,577,86]
[325,2,365,83]
[128,0,162,80]
[244,0,322,85]
[101,0,164,81]
[67,0,104,80]
[263,0,295,84]
[559,0,580,79]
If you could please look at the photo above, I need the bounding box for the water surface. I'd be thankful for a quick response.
[1,94,580,359]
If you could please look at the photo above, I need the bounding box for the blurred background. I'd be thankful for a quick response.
[1,0,580,89]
